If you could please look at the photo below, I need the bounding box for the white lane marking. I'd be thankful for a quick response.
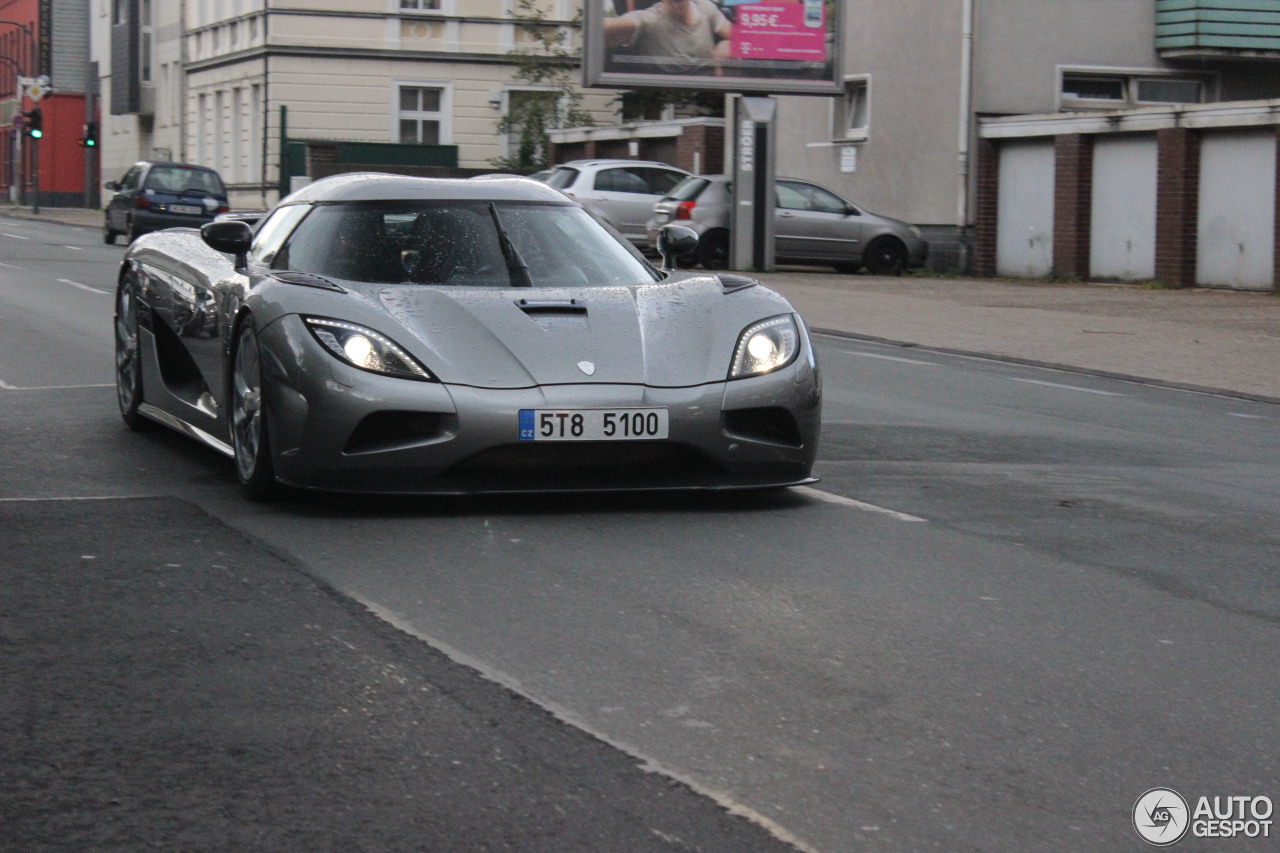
[0,261,24,270]
[62,245,84,252]
[1007,377,1124,397]
[1227,413,1270,420]
[0,379,113,390]
[840,350,938,366]
[796,486,927,522]
[57,278,110,295]
[3,233,30,240]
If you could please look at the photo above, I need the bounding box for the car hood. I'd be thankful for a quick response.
[375,276,796,389]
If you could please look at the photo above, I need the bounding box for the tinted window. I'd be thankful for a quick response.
[545,167,580,190]
[594,168,650,194]
[277,202,660,287]
[119,166,143,191]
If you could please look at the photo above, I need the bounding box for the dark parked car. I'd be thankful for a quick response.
[646,175,929,275]
[104,161,230,244]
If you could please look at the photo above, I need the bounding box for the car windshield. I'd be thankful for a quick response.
[275,201,662,287]
[144,166,225,196]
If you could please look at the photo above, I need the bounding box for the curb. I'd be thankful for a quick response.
[814,328,1280,407]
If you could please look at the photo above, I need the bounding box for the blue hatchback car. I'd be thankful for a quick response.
[104,161,230,244]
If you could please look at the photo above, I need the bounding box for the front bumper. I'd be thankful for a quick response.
[258,314,821,494]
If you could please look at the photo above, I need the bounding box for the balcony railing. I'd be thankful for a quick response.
[1157,0,1280,57]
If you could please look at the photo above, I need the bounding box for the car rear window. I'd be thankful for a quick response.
[665,177,710,202]
[144,166,225,196]
[544,168,580,190]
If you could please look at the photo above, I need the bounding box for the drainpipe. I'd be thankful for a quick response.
[260,0,269,207]
[180,0,188,162]
[957,0,975,245]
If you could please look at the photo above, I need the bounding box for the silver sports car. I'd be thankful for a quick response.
[113,173,821,497]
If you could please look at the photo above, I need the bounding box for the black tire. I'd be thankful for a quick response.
[230,317,278,500]
[696,229,730,270]
[104,223,118,245]
[863,237,908,277]
[114,274,149,430]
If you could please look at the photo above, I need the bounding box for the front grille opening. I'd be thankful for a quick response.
[445,442,724,490]
[344,411,445,455]
[724,407,803,448]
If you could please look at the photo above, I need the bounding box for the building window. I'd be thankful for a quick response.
[1136,78,1203,104]
[833,78,869,141]
[397,85,447,144]
[400,0,442,10]
[1060,70,1208,110]
[140,0,153,83]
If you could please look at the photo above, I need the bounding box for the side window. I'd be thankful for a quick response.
[645,168,686,195]
[120,166,143,191]
[248,205,311,268]
[808,186,849,215]
[776,183,809,211]
[595,168,649,194]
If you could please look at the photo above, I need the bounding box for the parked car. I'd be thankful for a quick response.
[646,175,929,275]
[537,159,690,249]
[104,161,230,244]
[112,173,821,497]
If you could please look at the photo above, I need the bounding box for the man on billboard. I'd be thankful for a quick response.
[603,0,734,76]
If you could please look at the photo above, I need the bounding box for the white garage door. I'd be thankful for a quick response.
[1197,130,1276,290]
[997,140,1056,278]
[1090,135,1157,281]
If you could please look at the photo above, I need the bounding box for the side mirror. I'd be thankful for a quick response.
[657,224,699,271]
[104,181,120,192]
[200,220,253,268]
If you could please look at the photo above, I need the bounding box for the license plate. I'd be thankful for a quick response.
[519,408,668,441]
[171,204,202,215]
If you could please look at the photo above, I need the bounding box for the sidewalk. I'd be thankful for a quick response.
[7,205,1279,402]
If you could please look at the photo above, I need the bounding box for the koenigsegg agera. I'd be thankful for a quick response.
[112,172,821,496]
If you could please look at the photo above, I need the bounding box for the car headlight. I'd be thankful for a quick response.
[303,317,435,381]
[729,315,800,379]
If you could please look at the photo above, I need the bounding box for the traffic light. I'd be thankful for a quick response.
[77,121,97,148]
[24,108,42,139]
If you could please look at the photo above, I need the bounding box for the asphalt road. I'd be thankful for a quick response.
[2,217,1278,852]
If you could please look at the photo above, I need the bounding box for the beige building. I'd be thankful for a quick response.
[94,0,621,208]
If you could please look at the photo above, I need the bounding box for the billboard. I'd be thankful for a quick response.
[583,0,843,96]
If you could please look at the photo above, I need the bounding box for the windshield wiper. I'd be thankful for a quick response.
[488,203,534,288]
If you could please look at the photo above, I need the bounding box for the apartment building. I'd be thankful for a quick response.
[93,0,621,208]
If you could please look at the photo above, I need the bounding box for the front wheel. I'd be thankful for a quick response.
[114,274,149,430]
[231,317,277,500]
[863,238,908,277]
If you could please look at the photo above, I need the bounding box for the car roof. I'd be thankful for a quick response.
[136,160,220,172]
[554,160,689,170]
[278,172,572,205]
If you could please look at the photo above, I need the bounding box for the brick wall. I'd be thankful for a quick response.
[973,137,999,277]
[1053,134,1093,279]
[1154,127,1200,289]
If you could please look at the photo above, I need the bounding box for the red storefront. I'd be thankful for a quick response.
[2,0,94,208]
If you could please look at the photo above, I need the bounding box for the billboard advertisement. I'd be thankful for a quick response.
[583,0,843,96]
